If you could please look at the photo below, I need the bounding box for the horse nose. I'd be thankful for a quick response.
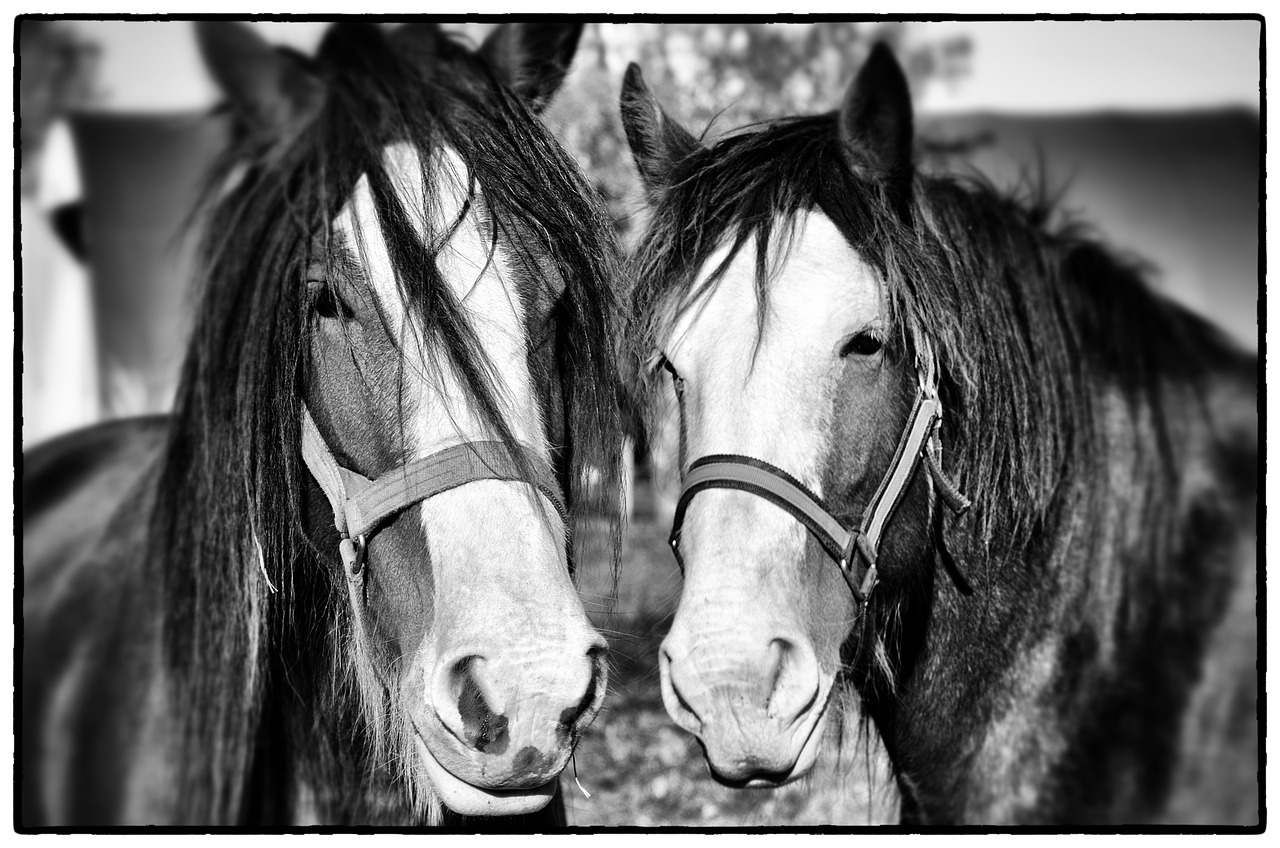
[430,640,608,783]
[659,626,822,782]
[661,629,819,729]
[763,634,821,726]
[659,643,704,734]
[436,656,512,754]
[561,643,609,736]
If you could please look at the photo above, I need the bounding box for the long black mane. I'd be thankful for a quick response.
[627,111,1254,627]
[152,24,623,823]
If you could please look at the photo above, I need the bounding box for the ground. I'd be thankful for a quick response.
[558,496,899,828]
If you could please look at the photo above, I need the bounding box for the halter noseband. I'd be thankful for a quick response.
[299,405,567,592]
[665,340,969,605]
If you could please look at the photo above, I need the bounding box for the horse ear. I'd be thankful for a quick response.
[195,21,324,141]
[479,23,583,112]
[839,42,914,213]
[620,62,697,194]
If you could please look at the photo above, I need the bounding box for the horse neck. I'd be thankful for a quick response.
[876,294,1256,825]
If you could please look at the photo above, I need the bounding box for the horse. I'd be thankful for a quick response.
[22,21,626,828]
[619,44,1258,826]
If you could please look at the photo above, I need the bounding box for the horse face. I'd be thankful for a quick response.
[655,212,921,785]
[185,20,614,822]
[623,44,931,789]
[304,141,605,816]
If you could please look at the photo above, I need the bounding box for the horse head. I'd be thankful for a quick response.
[621,45,943,787]
[624,36,1257,825]
[185,21,616,820]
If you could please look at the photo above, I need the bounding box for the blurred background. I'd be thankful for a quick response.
[18,18,1260,826]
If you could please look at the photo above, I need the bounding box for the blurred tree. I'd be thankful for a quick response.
[19,19,100,197]
[543,23,971,244]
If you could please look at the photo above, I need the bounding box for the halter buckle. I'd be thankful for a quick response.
[858,565,878,603]
[339,534,367,580]
[839,533,879,604]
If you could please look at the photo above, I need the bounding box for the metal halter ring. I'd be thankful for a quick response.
[839,532,881,603]
[339,534,368,579]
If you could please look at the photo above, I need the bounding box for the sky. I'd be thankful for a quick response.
[907,19,1260,114]
[64,19,1261,116]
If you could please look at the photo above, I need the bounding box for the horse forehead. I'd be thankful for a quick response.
[670,212,881,373]
[332,141,540,454]
[334,142,514,316]
[381,141,476,256]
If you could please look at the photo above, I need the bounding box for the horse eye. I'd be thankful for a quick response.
[312,284,354,321]
[840,331,884,358]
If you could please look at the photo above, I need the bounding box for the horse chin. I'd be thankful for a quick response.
[416,739,558,817]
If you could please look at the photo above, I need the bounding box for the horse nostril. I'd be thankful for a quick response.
[660,645,703,731]
[764,635,820,726]
[448,656,510,754]
[557,644,608,746]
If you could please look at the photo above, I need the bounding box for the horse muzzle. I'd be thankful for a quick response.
[659,623,834,787]
[415,639,607,815]
[416,740,562,816]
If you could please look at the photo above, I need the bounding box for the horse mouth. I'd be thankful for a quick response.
[703,685,833,789]
[416,739,559,817]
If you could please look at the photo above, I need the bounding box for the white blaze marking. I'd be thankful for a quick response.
[319,144,595,816]
[657,212,881,785]
[334,142,547,462]
[666,211,882,495]
[334,142,567,667]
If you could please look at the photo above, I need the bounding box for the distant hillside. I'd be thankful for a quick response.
[919,109,1259,348]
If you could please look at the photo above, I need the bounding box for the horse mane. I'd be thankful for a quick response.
[627,111,1254,618]
[150,23,623,823]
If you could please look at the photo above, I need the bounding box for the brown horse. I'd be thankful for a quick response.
[23,22,624,827]
[621,44,1257,826]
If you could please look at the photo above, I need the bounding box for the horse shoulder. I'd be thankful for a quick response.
[1168,356,1258,825]
[22,416,179,826]
[1162,521,1258,825]
[1149,341,1257,824]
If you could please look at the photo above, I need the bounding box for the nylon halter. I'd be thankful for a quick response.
[665,339,970,606]
[299,404,568,616]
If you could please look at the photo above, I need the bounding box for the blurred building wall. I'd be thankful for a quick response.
[20,21,98,447]
[21,127,97,447]
[70,111,230,418]
[19,21,1260,451]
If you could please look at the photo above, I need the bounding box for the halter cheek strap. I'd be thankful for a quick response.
[665,344,970,605]
[299,404,568,602]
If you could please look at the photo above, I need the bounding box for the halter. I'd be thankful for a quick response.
[665,339,970,605]
[299,404,568,626]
